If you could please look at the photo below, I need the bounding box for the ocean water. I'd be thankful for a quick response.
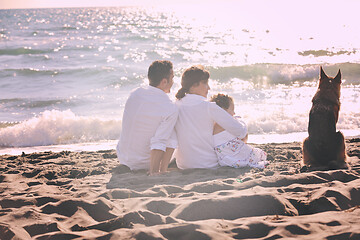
[1,3,360,154]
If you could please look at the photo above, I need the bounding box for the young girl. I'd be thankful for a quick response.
[211,94,268,169]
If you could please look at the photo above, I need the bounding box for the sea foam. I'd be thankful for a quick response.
[0,110,121,147]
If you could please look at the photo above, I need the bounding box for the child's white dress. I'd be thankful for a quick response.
[213,130,268,169]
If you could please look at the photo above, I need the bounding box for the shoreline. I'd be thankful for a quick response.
[1,129,359,156]
[0,138,359,238]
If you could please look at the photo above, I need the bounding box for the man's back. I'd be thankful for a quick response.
[117,86,177,170]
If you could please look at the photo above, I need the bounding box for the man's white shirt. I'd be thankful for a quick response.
[116,86,178,170]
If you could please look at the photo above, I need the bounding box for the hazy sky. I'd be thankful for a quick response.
[1,0,359,11]
[0,0,220,9]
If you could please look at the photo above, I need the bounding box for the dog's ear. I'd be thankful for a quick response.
[320,66,328,79]
[334,69,341,83]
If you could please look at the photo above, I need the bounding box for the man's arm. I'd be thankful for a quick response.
[149,149,165,175]
[160,147,175,172]
[149,106,178,175]
[150,147,175,175]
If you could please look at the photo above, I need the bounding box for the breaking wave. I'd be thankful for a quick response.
[0,110,121,147]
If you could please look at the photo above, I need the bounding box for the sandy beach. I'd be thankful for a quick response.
[0,139,359,239]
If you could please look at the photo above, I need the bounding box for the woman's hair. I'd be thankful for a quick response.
[175,65,210,99]
[210,93,233,110]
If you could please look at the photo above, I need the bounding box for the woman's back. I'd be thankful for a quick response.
[175,94,218,169]
[174,65,247,169]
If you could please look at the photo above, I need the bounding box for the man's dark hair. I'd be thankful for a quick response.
[148,60,173,87]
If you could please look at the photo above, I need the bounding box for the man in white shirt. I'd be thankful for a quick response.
[116,60,178,175]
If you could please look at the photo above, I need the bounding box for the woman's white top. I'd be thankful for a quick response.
[174,94,247,169]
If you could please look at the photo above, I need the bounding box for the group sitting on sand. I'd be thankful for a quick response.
[116,60,268,175]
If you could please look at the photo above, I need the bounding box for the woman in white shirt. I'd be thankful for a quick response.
[174,65,248,169]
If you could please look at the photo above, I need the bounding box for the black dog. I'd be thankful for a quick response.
[302,67,347,170]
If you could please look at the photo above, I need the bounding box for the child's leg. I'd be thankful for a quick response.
[248,147,268,168]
